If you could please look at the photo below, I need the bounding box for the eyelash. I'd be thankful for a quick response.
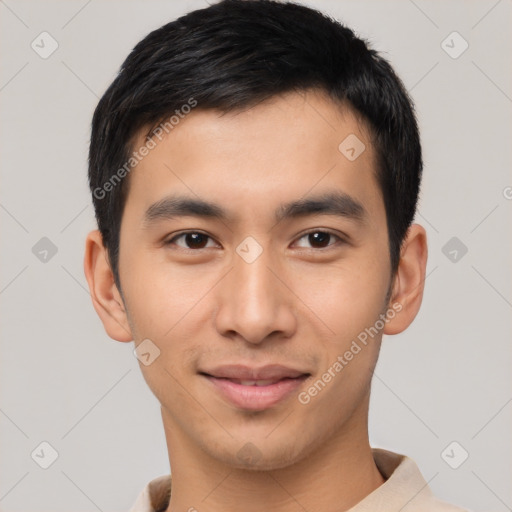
[164,229,346,251]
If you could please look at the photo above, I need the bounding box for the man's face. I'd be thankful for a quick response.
[118,90,393,470]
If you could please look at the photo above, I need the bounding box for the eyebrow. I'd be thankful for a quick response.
[143,191,367,227]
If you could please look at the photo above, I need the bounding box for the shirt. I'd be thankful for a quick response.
[129,448,471,512]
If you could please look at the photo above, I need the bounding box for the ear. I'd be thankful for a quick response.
[84,230,133,342]
[384,223,428,335]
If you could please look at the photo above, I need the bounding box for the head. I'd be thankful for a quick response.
[85,0,427,471]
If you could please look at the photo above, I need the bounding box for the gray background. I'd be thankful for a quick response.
[1,0,511,510]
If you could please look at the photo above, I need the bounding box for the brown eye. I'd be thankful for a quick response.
[166,232,215,249]
[308,232,331,248]
[295,230,343,249]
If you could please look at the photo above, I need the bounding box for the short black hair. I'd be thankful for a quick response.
[88,0,422,291]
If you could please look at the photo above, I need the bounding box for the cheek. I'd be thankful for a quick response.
[121,250,208,338]
[289,254,390,344]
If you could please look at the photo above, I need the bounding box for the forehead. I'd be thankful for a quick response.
[123,90,382,226]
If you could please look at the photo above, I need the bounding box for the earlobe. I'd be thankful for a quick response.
[383,223,428,336]
[83,230,133,342]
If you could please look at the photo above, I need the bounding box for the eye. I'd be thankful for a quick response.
[165,231,218,250]
[294,230,344,249]
[165,230,345,251]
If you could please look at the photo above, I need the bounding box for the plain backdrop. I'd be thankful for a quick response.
[1,1,511,511]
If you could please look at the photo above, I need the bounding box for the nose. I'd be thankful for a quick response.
[214,244,297,345]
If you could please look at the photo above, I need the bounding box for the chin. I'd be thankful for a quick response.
[208,435,312,472]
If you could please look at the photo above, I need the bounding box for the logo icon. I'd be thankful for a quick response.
[134,338,161,366]
[338,134,366,161]
[441,441,469,469]
[31,32,59,59]
[236,236,263,264]
[32,237,58,263]
[442,237,468,263]
[441,32,469,59]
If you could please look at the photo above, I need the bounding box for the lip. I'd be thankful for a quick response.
[200,364,308,381]
[199,364,310,411]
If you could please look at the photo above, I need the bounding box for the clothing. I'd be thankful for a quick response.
[129,448,470,512]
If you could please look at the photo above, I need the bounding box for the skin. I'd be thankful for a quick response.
[84,89,427,512]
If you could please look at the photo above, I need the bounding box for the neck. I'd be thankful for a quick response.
[162,402,386,512]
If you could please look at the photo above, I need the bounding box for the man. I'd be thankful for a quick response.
[83,0,469,510]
